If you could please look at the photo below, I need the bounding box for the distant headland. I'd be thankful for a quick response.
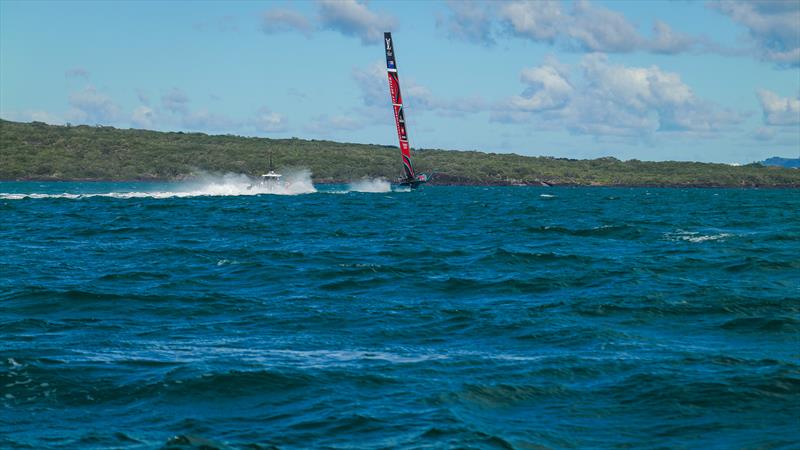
[1,120,798,188]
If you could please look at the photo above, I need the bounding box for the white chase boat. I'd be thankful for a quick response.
[250,151,286,190]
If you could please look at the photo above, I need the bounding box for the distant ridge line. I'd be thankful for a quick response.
[1,119,799,187]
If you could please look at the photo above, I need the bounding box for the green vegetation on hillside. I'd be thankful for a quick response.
[1,119,798,187]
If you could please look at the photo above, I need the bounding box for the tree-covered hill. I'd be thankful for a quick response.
[2,120,799,187]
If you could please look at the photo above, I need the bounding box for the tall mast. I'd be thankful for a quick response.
[384,32,415,180]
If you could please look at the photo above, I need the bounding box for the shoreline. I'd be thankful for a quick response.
[2,177,798,189]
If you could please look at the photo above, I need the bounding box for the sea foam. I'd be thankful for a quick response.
[348,178,392,193]
[0,171,317,199]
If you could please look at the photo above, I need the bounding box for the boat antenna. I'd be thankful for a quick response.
[269,150,274,172]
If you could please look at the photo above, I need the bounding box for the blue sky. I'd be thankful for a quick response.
[1,0,798,163]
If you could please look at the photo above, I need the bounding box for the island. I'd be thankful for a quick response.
[1,119,798,187]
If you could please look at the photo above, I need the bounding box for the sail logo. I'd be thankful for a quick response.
[385,37,392,51]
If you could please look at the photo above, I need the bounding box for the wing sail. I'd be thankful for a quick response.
[384,32,415,180]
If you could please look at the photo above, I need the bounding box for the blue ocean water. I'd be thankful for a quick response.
[1,180,799,449]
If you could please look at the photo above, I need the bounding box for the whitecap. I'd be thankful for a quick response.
[665,230,734,243]
[348,178,392,193]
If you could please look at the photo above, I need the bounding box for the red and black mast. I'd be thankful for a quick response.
[384,32,416,182]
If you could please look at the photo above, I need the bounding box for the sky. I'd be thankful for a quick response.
[1,0,799,163]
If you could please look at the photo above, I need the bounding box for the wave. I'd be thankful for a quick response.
[348,178,392,193]
[0,171,317,199]
[665,229,734,243]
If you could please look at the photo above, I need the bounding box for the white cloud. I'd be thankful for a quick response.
[710,0,800,66]
[565,0,643,52]
[318,0,396,45]
[261,2,397,44]
[574,54,739,135]
[443,0,715,55]
[131,106,155,129]
[352,62,389,108]
[66,85,121,124]
[437,0,497,46]
[499,0,562,43]
[493,54,741,140]
[252,107,288,133]
[581,54,692,110]
[756,89,800,126]
[261,8,313,36]
[648,20,700,54]
[509,62,572,111]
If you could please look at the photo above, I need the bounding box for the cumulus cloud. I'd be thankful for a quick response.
[441,0,712,55]
[494,54,742,140]
[352,62,390,108]
[161,87,190,114]
[648,20,702,54]
[574,54,740,135]
[437,0,497,46]
[710,0,800,66]
[318,0,396,45]
[258,1,397,45]
[756,89,800,126]
[498,0,563,43]
[66,85,121,124]
[509,62,572,112]
[261,8,313,36]
[565,0,644,52]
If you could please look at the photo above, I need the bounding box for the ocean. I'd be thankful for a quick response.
[1,178,798,449]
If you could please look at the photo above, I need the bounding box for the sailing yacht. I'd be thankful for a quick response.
[384,32,431,188]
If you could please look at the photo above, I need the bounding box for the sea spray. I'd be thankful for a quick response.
[348,178,392,193]
[0,170,317,199]
[245,169,317,196]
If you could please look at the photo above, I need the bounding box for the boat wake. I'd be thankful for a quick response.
[348,178,392,193]
[0,171,317,200]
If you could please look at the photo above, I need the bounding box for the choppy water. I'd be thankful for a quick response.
[1,180,799,449]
